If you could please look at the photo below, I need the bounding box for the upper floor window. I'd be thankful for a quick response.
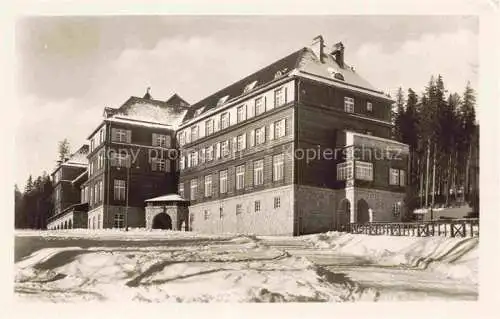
[255,97,265,116]
[219,170,228,194]
[180,156,185,171]
[99,127,106,144]
[111,152,130,168]
[355,161,373,181]
[236,165,245,190]
[399,170,406,186]
[273,154,285,181]
[392,202,402,217]
[114,179,126,201]
[179,183,184,199]
[152,157,169,172]
[152,133,171,148]
[366,101,373,112]
[90,139,95,152]
[217,95,229,107]
[98,151,105,170]
[178,131,186,146]
[274,87,285,107]
[221,140,230,157]
[221,112,230,130]
[190,151,198,167]
[274,119,286,139]
[254,159,264,186]
[389,168,400,185]
[190,126,199,142]
[205,119,214,136]
[237,134,246,151]
[337,161,354,180]
[190,179,198,200]
[111,128,131,143]
[204,175,212,197]
[344,97,355,113]
[244,80,257,93]
[237,105,247,123]
[256,127,266,145]
[206,145,214,162]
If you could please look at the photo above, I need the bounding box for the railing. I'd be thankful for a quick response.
[348,218,479,238]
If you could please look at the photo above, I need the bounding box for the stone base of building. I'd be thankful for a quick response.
[47,204,88,230]
[145,204,189,230]
[87,205,145,229]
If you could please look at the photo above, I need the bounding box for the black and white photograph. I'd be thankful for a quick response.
[6,1,497,311]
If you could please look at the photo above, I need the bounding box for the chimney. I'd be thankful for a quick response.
[331,42,345,68]
[311,35,325,63]
[143,87,152,100]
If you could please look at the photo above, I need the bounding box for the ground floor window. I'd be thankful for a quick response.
[337,161,353,180]
[274,196,281,209]
[114,212,125,228]
[254,200,261,212]
[392,202,402,217]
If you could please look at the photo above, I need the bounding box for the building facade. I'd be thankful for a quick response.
[177,36,409,235]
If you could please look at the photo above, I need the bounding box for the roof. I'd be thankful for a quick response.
[72,169,88,185]
[145,194,188,202]
[182,42,390,123]
[51,144,89,175]
[105,116,175,130]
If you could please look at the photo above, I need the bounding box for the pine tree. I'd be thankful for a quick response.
[393,87,405,141]
[58,139,71,161]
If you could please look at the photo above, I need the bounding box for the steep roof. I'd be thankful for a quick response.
[182,43,389,124]
[145,194,188,202]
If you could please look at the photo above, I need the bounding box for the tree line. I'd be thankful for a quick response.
[392,75,478,218]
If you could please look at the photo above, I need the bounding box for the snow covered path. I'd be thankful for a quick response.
[14,230,478,302]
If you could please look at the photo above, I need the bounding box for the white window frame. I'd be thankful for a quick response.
[205,119,214,136]
[190,179,198,200]
[236,165,245,190]
[219,170,228,194]
[274,87,285,107]
[255,97,264,116]
[337,161,354,180]
[274,119,286,139]
[237,105,247,123]
[204,175,212,197]
[112,128,130,143]
[221,112,230,130]
[179,183,184,198]
[254,160,264,186]
[113,212,124,228]
[274,196,281,209]
[206,145,214,161]
[256,127,265,145]
[344,97,355,113]
[190,125,199,142]
[254,200,261,212]
[114,179,126,201]
[237,134,246,151]
[366,101,373,112]
[152,157,168,172]
[190,151,198,167]
[221,140,229,157]
[273,154,285,181]
[389,168,400,185]
[355,161,374,181]
[399,170,406,186]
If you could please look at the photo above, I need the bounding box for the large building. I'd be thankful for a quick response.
[176,36,409,235]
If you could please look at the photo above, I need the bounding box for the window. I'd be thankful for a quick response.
[399,170,406,186]
[255,97,264,116]
[90,139,95,152]
[344,97,355,113]
[217,95,229,106]
[389,168,400,185]
[273,154,285,181]
[256,127,266,145]
[190,126,199,142]
[219,170,228,194]
[54,170,61,183]
[152,157,169,172]
[111,152,129,168]
[392,202,402,217]
[237,134,246,151]
[274,197,281,209]
[221,112,230,130]
[236,204,242,215]
[254,200,261,212]
[249,130,255,147]
[98,151,104,170]
[337,161,354,180]
[244,80,257,93]
[274,88,285,107]
[152,133,170,147]
[113,212,124,228]
[366,101,373,112]
[215,142,221,159]
[237,105,247,123]
[190,179,198,200]
[100,127,106,144]
[274,119,286,139]
[206,145,214,161]
[180,156,185,170]
[355,161,373,181]
[199,149,205,164]
[236,165,245,190]
[254,160,264,186]
[178,131,186,146]
[204,210,210,220]
[114,179,126,201]
[190,151,198,167]
[205,119,214,136]
[99,181,103,203]
[220,207,224,218]
[221,140,230,157]
[112,128,130,143]
[179,183,184,198]
[97,214,101,229]
[204,175,212,197]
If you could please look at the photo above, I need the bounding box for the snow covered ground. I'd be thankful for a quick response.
[14,230,478,302]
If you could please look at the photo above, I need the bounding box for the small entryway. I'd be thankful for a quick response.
[356,199,370,224]
[336,198,351,231]
[152,213,172,230]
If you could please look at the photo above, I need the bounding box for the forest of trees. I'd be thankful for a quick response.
[14,173,53,229]
[392,75,479,220]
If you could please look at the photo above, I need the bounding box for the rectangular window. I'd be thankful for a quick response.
[204,175,212,197]
[190,179,198,200]
[256,127,266,145]
[152,133,170,148]
[220,207,224,219]
[274,87,285,107]
[221,140,229,157]
[389,168,400,185]
[237,105,247,123]
[190,126,199,142]
[254,160,264,186]
[199,149,206,164]
[114,179,126,201]
[236,204,242,215]
[399,170,406,186]
[236,165,245,190]
[366,101,373,112]
[204,210,210,220]
[221,112,230,130]
[112,128,131,143]
[152,157,168,172]
[273,154,285,181]
[179,183,184,199]
[206,145,214,161]
[111,152,129,168]
[180,156,185,170]
[274,197,281,209]
[113,213,124,228]
[98,151,104,170]
[344,97,355,113]
[190,151,198,167]
[237,134,246,151]
[249,130,255,147]
[355,161,374,181]
[178,131,186,146]
[274,119,286,139]
[219,170,228,194]
[205,119,214,136]
[254,200,261,212]
[215,142,221,159]
[90,139,95,152]
[255,97,264,116]
[337,161,354,180]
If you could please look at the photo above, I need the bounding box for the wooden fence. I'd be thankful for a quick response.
[348,219,479,238]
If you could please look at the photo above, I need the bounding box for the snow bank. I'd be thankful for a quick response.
[305,232,478,283]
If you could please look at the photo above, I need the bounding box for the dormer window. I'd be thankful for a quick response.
[344,97,354,113]
[244,81,257,93]
[194,107,205,117]
[274,71,282,79]
[217,95,229,107]
[366,101,373,112]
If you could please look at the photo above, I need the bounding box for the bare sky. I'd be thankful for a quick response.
[15,15,478,187]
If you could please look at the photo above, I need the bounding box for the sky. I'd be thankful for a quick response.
[14,15,478,188]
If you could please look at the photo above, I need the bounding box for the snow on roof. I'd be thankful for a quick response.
[145,194,188,202]
[118,101,187,129]
[105,116,174,130]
